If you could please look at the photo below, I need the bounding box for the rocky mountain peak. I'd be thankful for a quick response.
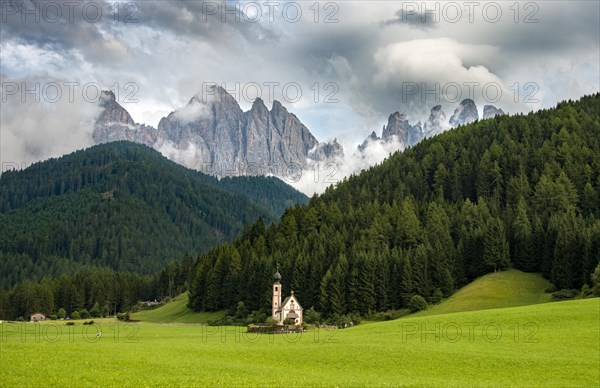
[359,100,503,156]
[382,112,411,141]
[449,99,479,127]
[93,88,342,178]
[358,131,381,152]
[483,105,505,119]
[309,138,344,162]
[97,90,135,126]
[423,105,447,137]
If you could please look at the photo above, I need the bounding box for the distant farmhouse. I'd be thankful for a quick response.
[30,312,46,322]
[272,271,303,325]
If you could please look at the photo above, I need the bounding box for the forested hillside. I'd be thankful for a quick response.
[188,94,600,316]
[0,141,307,287]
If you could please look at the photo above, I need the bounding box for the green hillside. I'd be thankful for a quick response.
[131,292,225,323]
[3,298,598,386]
[0,141,307,287]
[414,269,552,317]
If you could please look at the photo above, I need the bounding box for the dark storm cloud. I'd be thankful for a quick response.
[0,0,130,62]
[133,0,280,45]
[0,0,279,64]
[380,8,437,30]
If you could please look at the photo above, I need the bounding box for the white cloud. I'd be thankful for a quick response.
[172,99,211,124]
[1,77,101,169]
[287,136,403,196]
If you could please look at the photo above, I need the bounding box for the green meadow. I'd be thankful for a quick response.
[1,296,598,386]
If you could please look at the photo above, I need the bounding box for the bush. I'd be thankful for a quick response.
[245,309,268,325]
[551,289,579,300]
[79,309,90,319]
[83,320,95,325]
[367,310,410,321]
[304,307,321,324]
[65,322,75,326]
[90,303,101,318]
[50,314,58,320]
[71,311,80,320]
[265,317,279,327]
[327,314,357,328]
[580,284,592,297]
[430,288,444,305]
[57,308,66,319]
[407,295,428,312]
[117,312,130,321]
[208,316,235,326]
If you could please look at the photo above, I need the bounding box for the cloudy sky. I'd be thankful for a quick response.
[1,0,599,190]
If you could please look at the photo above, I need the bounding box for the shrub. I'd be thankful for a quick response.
[71,311,80,320]
[264,317,279,327]
[117,312,130,321]
[304,307,321,324]
[90,303,101,318]
[580,284,592,297]
[50,314,58,320]
[79,309,90,319]
[368,310,410,321]
[57,308,66,319]
[245,309,268,325]
[551,289,579,300]
[430,288,444,305]
[407,295,428,312]
[327,314,358,328]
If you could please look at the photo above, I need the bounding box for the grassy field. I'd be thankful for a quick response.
[130,292,226,324]
[415,269,553,317]
[2,297,598,386]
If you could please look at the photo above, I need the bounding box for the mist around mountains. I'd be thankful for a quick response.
[92,85,505,194]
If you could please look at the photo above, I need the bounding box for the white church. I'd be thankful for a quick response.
[271,271,303,325]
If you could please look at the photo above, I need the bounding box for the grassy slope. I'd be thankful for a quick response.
[131,292,225,324]
[2,298,598,386]
[414,269,553,317]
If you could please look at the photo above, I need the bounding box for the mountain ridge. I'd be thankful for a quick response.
[358,98,505,153]
[93,86,343,177]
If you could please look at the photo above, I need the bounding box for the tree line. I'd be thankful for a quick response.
[188,94,600,317]
[0,142,306,288]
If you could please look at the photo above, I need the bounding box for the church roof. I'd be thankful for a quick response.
[280,293,303,311]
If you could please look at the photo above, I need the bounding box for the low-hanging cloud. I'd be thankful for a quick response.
[0,77,101,170]
[288,136,404,196]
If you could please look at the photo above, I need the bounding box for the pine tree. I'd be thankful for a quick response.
[483,217,510,272]
[512,197,534,271]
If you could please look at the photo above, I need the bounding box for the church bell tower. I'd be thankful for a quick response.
[272,271,282,321]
